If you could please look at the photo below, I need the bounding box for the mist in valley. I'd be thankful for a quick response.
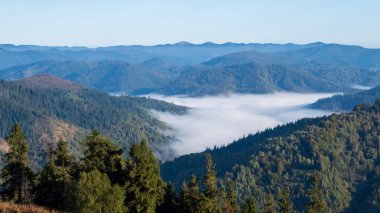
[148,93,335,157]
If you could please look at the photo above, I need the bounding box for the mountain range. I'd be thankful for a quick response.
[1,42,380,96]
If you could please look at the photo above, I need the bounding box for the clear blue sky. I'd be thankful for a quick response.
[1,0,379,47]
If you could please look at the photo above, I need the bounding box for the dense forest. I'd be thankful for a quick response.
[1,95,380,212]
[0,76,186,168]
[162,100,380,212]
[0,123,329,213]
[159,62,379,96]
[310,85,380,111]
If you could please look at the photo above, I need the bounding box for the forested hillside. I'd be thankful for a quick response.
[0,76,186,168]
[310,85,380,111]
[160,62,380,96]
[162,100,380,212]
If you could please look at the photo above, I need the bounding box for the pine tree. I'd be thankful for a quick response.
[200,153,222,213]
[224,173,239,213]
[242,196,258,213]
[56,138,74,167]
[180,174,202,213]
[33,140,74,210]
[156,183,179,213]
[1,123,34,203]
[83,130,125,185]
[125,137,165,213]
[264,193,277,213]
[279,189,292,213]
[306,173,327,213]
[74,169,125,213]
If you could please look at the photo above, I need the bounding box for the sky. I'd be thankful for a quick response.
[0,0,379,47]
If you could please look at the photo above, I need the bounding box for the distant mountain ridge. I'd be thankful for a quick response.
[0,42,325,69]
[14,74,82,90]
[1,42,380,96]
[309,85,380,111]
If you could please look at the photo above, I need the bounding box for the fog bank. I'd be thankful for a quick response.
[147,93,334,157]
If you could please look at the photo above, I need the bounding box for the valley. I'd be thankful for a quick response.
[147,93,334,156]
[0,42,380,212]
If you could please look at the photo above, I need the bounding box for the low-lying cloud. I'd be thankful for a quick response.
[147,93,334,157]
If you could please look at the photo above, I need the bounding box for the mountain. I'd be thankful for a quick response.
[160,62,380,96]
[2,42,380,96]
[14,74,82,90]
[161,100,380,212]
[203,43,380,69]
[0,76,187,168]
[309,85,380,111]
[0,42,320,69]
[0,60,182,94]
[0,60,91,80]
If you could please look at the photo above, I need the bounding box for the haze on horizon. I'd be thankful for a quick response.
[1,0,380,48]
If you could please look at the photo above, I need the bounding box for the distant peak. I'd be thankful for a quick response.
[16,74,82,90]
[200,42,217,46]
[173,41,194,46]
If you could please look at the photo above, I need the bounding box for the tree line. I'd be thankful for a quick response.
[1,123,327,213]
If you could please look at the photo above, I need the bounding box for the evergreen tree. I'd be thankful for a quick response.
[200,153,222,213]
[264,193,277,213]
[279,189,292,213]
[242,196,258,213]
[74,170,125,213]
[33,140,74,210]
[156,183,179,213]
[180,175,202,213]
[307,173,327,213]
[83,131,125,185]
[56,138,74,167]
[1,123,34,203]
[223,173,239,213]
[125,137,165,213]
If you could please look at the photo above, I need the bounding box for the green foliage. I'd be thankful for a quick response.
[279,189,292,213]
[242,196,258,213]
[180,175,202,213]
[156,183,179,213]
[56,138,74,167]
[306,173,327,213]
[1,124,34,203]
[162,100,380,212]
[125,138,165,213]
[310,85,380,111]
[74,170,125,213]
[264,193,277,213]
[33,139,74,210]
[223,173,240,213]
[83,131,125,185]
[200,153,222,213]
[0,79,186,169]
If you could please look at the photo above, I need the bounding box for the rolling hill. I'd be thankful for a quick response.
[0,60,182,94]
[160,62,380,96]
[310,85,380,111]
[1,42,380,96]
[0,75,187,168]
[161,100,380,212]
